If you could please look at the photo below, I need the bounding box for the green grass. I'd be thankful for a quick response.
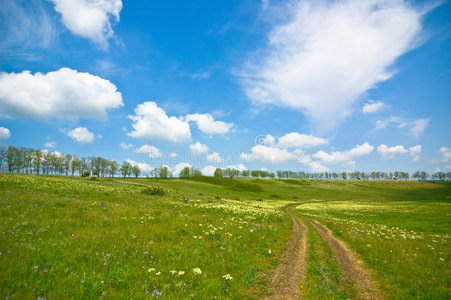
[0,174,450,299]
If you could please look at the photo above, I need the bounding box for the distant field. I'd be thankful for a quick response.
[0,174,450,299]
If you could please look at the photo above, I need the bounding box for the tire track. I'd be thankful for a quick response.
[306,218,384,300]
[266,215,308,299]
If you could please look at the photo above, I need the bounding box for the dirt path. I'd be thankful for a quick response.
[265,215,308,300]
[306,218,384,300]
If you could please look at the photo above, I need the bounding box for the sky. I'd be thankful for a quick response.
[0,0,450,176]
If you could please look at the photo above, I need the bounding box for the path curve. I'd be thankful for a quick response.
[265,215,308,300]
[306,218,384,300]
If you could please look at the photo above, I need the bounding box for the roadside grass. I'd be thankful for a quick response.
[299,218,350,299]
[0,174,291,299]
[296,195,451,299]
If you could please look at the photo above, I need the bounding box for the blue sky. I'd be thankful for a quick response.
[0,0,450,175]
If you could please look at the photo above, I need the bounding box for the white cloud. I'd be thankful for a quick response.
[125,159,152,173]
[185,113,233,135]
[189,142,208,155]
[377,144,408,158]
[243,0,427,132]
[51,151,62,157]
[277,132,327,149]
[374,117,429,137]
[258,134,276,146]
[0,127,11,140]
[128,101,191,144]
[409,145,422,161]
[0,68,123,120]
[377,144,422,161]
[313,142,374,167]
[120,142,133,150]
[0,0,57,59]
[135,144,163,158]
[50,0,122,47]
[439,147,451,163]
[43,142,56,148]
[295,154,329,173]
[240,145,301,164]
[363,101,385,113]
[410,119,429,138]
[66,127,94,143]
[169,152,178,159]
[173,162,192,176]
[201,165,217,176]
[206,152,224,164]
[226,164,248,172]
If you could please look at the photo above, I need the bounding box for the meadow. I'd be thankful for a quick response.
[0,174,450,299]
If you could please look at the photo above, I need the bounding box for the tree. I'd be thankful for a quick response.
[108,161,119,177]
[32,150,44,175]
[190,168,202,177]
[121,161,131,178]
[132,165,141,178]
[214,168,223,178]
[6,146,17,173]
[158,166,170,178]
[241,170,250,177]
[179,166,191,178]
[0,147,6,172]
[224,168,239,179]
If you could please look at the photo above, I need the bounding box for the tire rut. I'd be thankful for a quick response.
[306,218,384,300]
[265,215,308,300]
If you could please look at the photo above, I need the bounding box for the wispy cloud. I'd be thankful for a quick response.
[242,0,432,132]
[0,0,57,60]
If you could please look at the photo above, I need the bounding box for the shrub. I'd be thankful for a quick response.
[141,186,165,196]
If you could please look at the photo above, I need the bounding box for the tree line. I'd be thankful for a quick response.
[0,145,450,181]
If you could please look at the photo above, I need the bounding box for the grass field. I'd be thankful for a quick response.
[1,174,450,299]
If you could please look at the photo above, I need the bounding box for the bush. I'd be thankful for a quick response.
[141,186,165,196]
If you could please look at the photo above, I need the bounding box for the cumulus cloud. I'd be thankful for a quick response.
[201,165,217,176]
[50,0,122,47]
[439,147,451,163]
[66,127,94,143]
[243,0,428,132]
[377,144,408,158]
[226,164,248,172]
[0,127,11,140]
[43,142,56,148]
[277,132,327,149]
[312,142,374,167]
[128,101,191,144]
[206,152,224,164]
[135,145,163,158]
[363,101,385,113]
[173,162,192,176]
[409,145,422,161]
[125,159,152,173]
[240,145,302,164]
[189,142,208,155]
[0,68,123,120]
[185,113,233,135]
[120,142,133,150]
[169,152,178,159]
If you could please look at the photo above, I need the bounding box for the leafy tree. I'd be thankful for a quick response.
[214,168,223,178]
[179,166,191,178]
[132,165,141,178]
[190,168,202,177]
[121,161,132,178]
